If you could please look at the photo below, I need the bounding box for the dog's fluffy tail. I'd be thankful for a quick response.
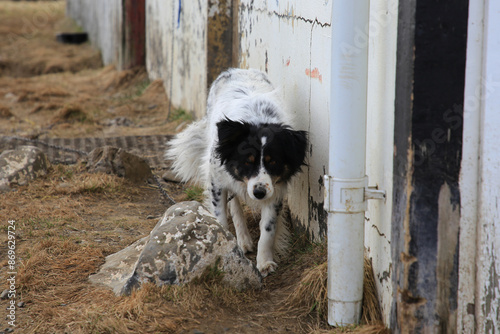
[166,118,207,184]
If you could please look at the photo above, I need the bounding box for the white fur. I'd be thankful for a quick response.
[167,68,294,276]
[165,118,207,185]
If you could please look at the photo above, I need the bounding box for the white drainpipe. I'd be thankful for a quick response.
[324,0,385,326]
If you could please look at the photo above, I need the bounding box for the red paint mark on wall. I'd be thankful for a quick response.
[305,67,322,83]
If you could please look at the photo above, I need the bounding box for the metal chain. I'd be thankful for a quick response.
[4,135,176,205]
[153,174,177,205]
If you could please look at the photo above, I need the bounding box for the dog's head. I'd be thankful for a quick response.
[216,119,308,200]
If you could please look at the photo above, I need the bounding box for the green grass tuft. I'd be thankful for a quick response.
[184,186,204,202]
[168,108,193,122]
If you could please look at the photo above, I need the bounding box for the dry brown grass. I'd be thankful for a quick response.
[361,258,384,326]
[0,104,13,117]
[283,261,328,321]
[18,239,103,293]
[51,105,91,124]
[0,1,175,139]
[15,236,262,333]
[280,241,389,333]
[15,239,108,332]
[0,1,101,78]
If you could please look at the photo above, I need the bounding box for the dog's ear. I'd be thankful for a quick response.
[217,118,249,145]
[285,129,308,168]
[279,128,308,179]
[216,119,250,164]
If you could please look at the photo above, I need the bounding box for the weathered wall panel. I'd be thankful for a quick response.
[459,1,500,332]
[66,0,122,66]
[238,0,332,242]
[391,0,468,331]
[457,2,484,332]
[207,0,233,88]
[475,2,500,331]
[365,0,398,325]
[146,0,207,119]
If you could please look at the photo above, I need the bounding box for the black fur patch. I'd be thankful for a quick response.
[215,119,308,183]
[265,220,276,232]
[211,183,223,207]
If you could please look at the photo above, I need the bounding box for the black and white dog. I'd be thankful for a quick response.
[166,68,307,276]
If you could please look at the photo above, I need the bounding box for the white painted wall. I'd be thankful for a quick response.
[459,0,500,332]
[239,0,332,241]
[239,0,398,324]
[145,0,207,119]
[457,1,483,331]
[66,0,122,66]
[365,0,398,325]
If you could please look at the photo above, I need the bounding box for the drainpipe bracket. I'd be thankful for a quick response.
[324,176,387,213]
[324,175,367,213]
[365,186,386,203]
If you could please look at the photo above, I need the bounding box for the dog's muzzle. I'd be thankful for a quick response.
[253,184,268,200]
[248,172,274,200]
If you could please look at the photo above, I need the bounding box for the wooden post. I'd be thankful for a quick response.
[391,0,469,332]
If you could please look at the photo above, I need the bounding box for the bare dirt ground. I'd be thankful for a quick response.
[0,2,387,333]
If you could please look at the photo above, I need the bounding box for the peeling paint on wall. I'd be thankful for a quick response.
[207,0,233,87]
[364,0,398,323]
[208,0,232,17]
[395,144,426,334]
[436,182,459,333]
[391,0,468,331]
[305,67,322,83]
[238,0,331,242]
[481,257,499,333]
[477,223,500,333]
[146,0,207,118]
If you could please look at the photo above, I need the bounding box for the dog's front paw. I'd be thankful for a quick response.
[257,260,277,277]
[238,235,254,253]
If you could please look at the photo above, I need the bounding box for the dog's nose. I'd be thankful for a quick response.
[253,186,267,200]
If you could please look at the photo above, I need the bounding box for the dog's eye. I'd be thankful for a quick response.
[246,155,255,165]
[264,155,276,166]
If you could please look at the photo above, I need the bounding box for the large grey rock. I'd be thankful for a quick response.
[0,146,50,192]
[86,146,153,183]
[89,201,262,295]
[89,236,149,295]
